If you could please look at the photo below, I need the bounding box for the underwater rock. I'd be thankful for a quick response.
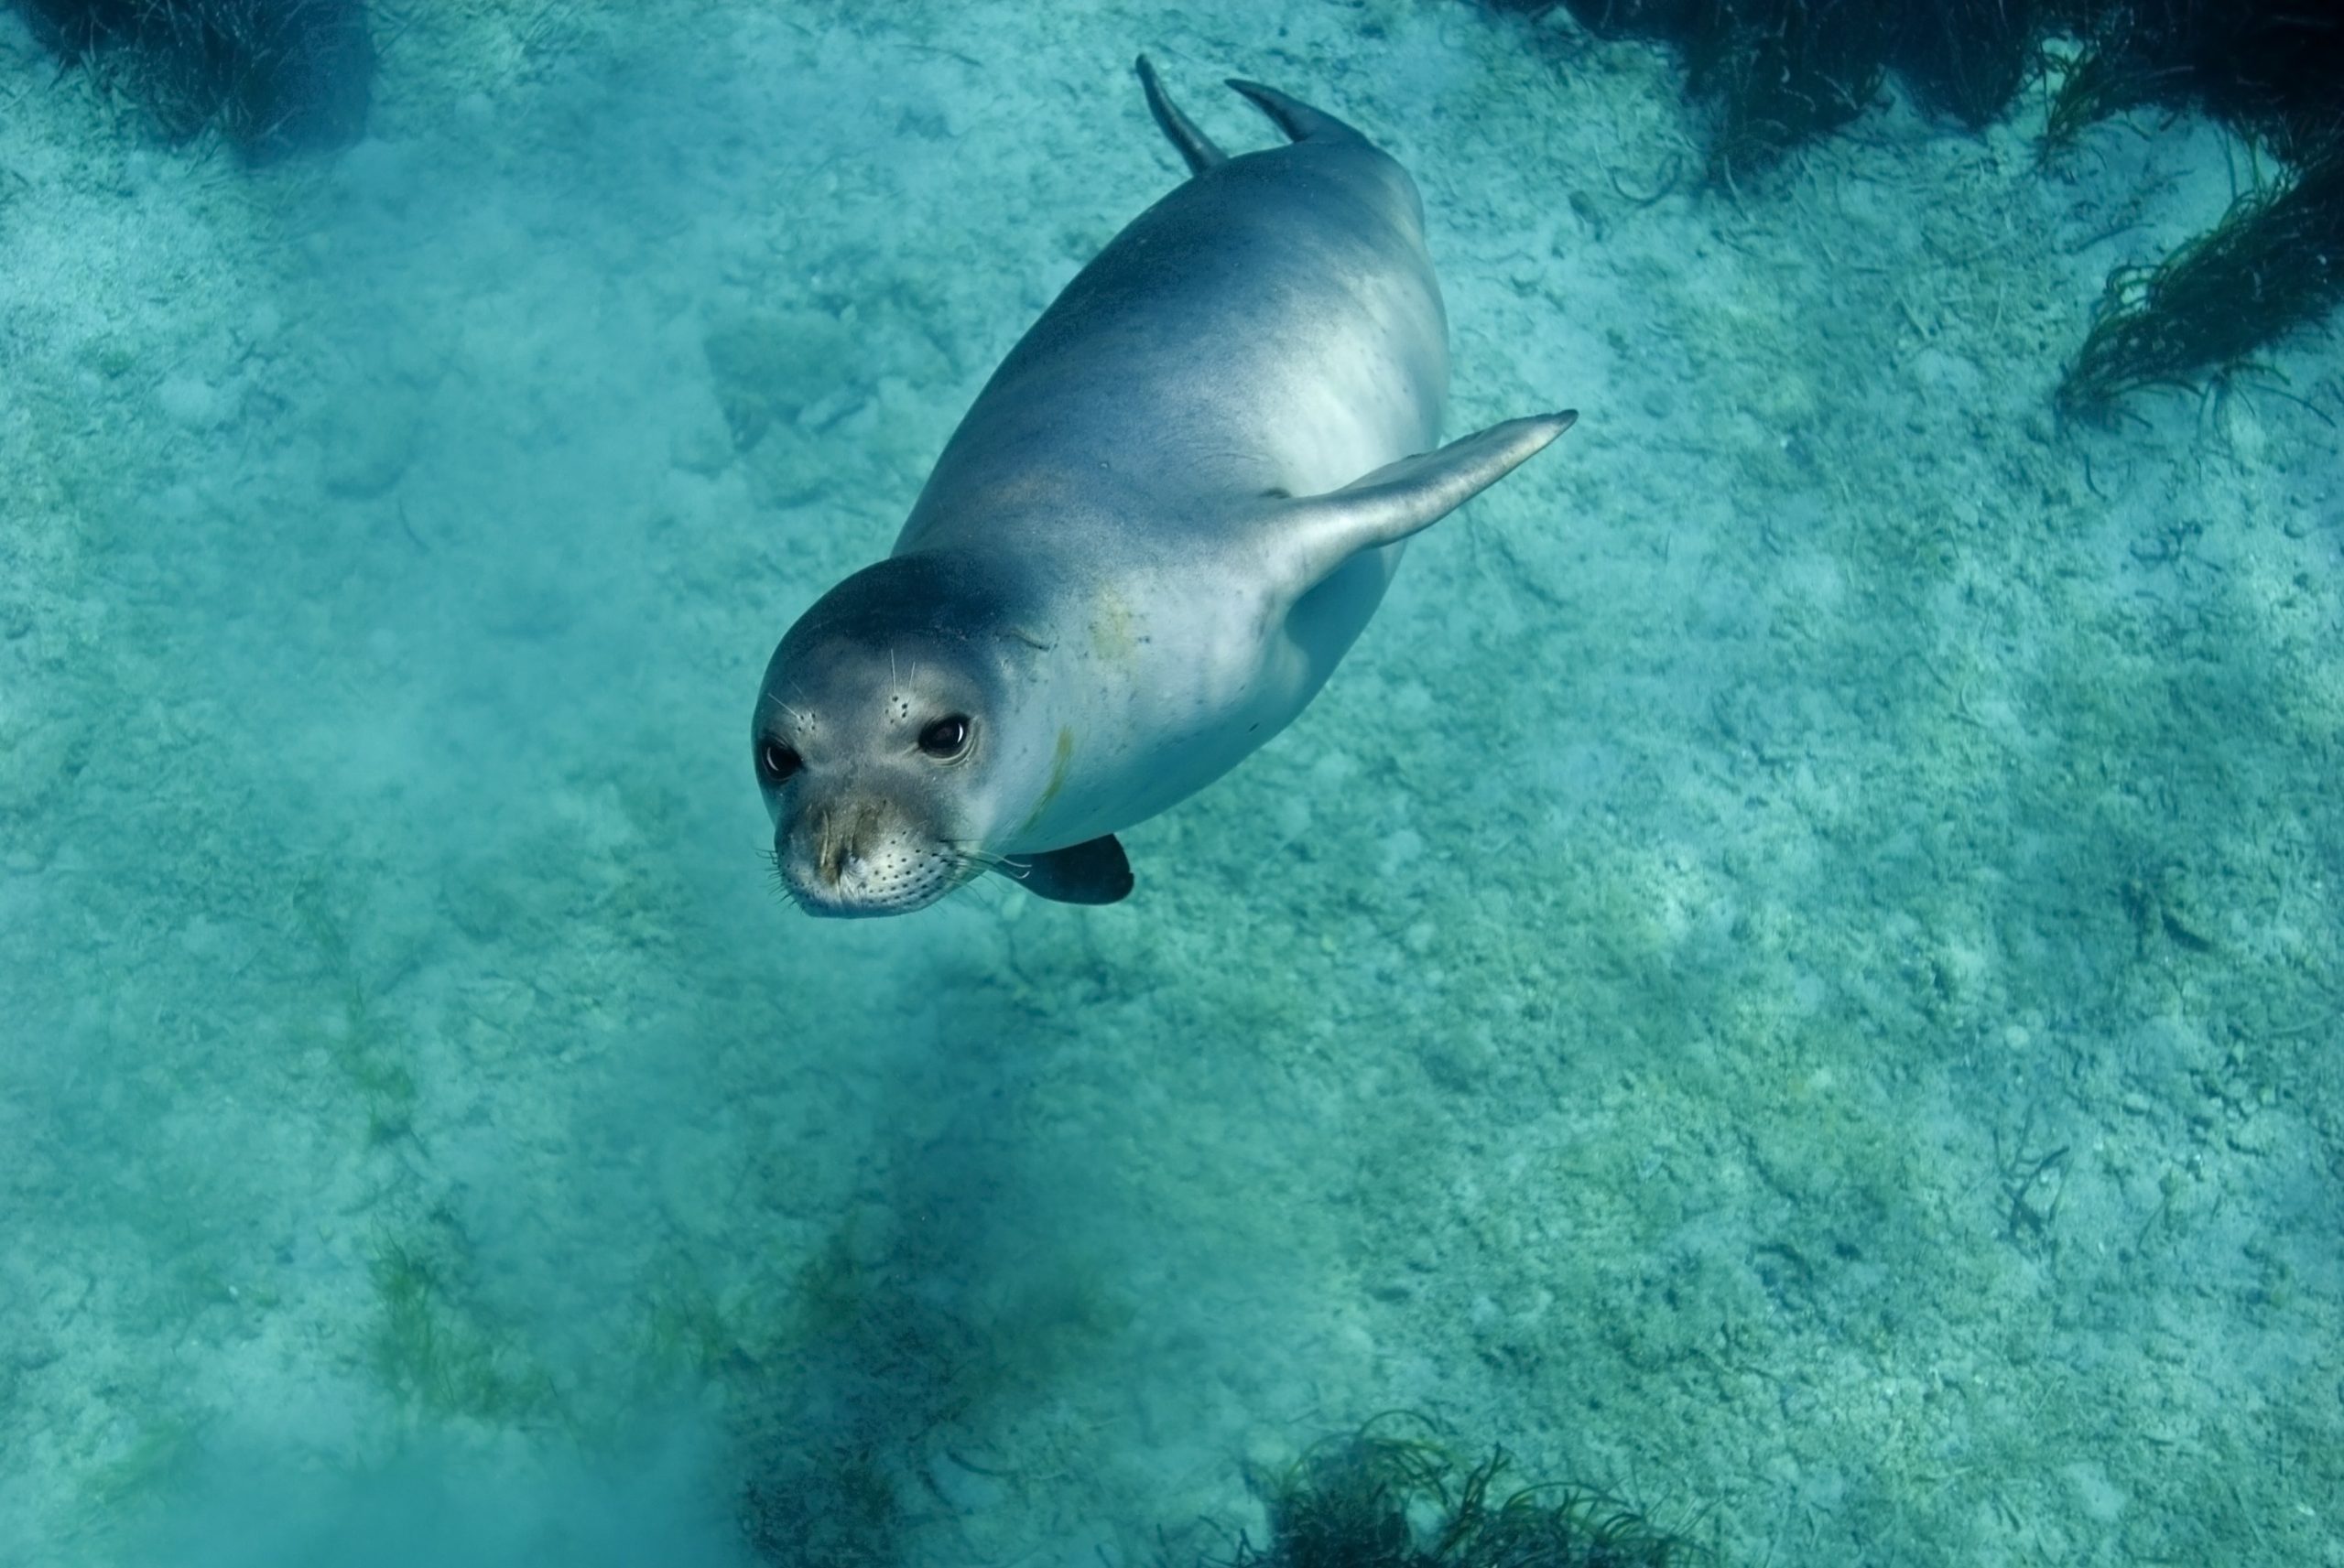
[700,308,858,452]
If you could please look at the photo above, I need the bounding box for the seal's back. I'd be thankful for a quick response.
[895,65,1449,564]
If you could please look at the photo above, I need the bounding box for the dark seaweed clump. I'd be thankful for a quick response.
[1525,0,1889,181]
[1500,1,2341,179]
[1685,1,1892,184]
[2041,5,2344,415]
[2056,147,2344,417]
[1891,0,2046,130]
[1177,1418,1702,1568]
[1483,0,2344,414]
[1531,0,2050,179]
[16,0,374,160]
[2042,3,2344,164]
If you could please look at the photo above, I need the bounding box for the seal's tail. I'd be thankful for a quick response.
[1136,56,1225,174]
[1224,77,1366,146]
[1135,57,1368,176]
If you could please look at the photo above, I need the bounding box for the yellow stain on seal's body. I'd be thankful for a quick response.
[1017,726,1078,837]
[1089,589,1139,664]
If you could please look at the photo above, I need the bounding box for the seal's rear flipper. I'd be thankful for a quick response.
[1271,412,1579,603]
[1137,56,1225,174]
[1225,77,1366,145]
[1015,835,1134,904]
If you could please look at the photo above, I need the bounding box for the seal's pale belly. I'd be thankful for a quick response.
[999,546,1398,853]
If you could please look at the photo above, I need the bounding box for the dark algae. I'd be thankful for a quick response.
[16,0,373,158]
[2040,3,2344,415]
[2056,148,2344,418]
[1478,0,2344,414]
[1176,1415,1702,1568]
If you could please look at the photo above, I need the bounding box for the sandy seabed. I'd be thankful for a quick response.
[1,3,2339,1564]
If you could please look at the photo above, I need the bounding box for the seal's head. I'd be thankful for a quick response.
[754,552,1047,917]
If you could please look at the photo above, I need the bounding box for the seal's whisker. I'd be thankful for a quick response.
[938,869,1007,911]
[755,691,812,733]
[758,843,814,912]
[944,840,1030,881]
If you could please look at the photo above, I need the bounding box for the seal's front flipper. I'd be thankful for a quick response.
[1272,412,1578,602]
[1015,835,1134,904]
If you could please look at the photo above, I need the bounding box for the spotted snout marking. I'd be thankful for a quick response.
[786,802,957,916]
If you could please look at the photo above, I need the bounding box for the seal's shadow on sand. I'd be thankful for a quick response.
[727,963,1161,1562]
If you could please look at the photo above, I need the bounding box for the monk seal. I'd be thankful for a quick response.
[754,58,1574,917]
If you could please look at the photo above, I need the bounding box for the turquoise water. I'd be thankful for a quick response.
[3,4,2339,1564]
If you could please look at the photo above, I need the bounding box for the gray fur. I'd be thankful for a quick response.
[753,62,1573,917]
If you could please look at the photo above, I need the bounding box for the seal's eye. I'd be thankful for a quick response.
[756,740,801,784]
[918,715,971,760]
